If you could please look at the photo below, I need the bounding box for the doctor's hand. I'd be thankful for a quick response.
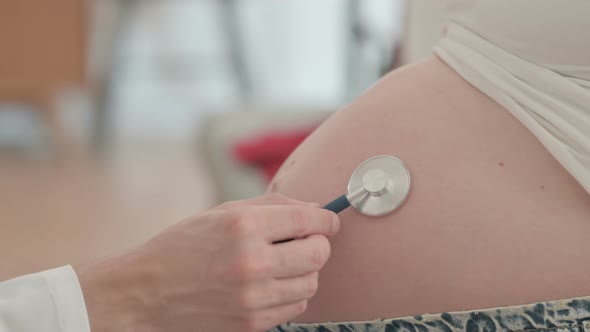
[76,193,340,332]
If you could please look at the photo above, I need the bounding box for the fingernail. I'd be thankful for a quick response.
[332,215,341,233]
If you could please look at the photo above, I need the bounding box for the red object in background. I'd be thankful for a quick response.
[232,127,316,182]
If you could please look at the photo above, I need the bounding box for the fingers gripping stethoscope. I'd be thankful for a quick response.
[274,155,410,244]
[322,155,411,217]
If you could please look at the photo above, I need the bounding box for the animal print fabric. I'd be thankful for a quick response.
[270,296,590,332]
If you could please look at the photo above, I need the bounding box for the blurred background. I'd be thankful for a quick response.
[0,0,446,280]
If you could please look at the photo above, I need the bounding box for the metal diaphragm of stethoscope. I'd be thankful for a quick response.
[323,155,411,217]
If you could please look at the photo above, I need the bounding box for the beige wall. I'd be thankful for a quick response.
[0,0,86,97]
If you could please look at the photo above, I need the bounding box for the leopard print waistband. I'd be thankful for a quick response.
[270,296,590,332]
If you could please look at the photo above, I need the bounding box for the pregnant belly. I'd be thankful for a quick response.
[270,56,590,322]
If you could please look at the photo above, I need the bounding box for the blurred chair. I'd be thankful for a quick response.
[0,0,87,156]
[199,108,330,204]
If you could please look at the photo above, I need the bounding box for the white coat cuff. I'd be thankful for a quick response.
[41,265,92,332]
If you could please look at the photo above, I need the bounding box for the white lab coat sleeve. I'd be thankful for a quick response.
[0,265,91,332]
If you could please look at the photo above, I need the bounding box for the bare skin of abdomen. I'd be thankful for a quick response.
[269,56,590,323]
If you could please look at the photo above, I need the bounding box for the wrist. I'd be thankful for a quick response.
[75,252,155,332]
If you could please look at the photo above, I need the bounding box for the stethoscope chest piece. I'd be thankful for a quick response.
[347,155,411,217]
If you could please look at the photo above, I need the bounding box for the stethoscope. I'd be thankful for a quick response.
[322,155,410,217]
[275,155,410,243]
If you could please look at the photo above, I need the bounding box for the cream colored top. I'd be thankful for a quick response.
[435,0,590,194]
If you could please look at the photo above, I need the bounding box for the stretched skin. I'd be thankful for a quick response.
[269,56,590,323]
